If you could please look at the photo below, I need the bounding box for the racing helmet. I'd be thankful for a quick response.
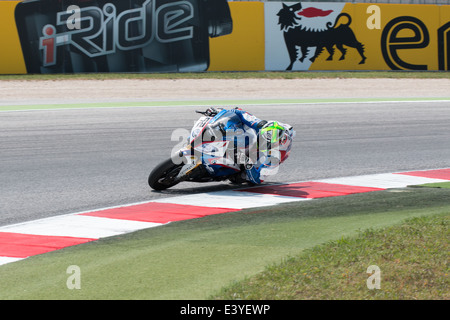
[260,121,288,145]
[259,121,295,162]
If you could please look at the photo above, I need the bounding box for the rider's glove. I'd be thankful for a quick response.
[205,107,218,117]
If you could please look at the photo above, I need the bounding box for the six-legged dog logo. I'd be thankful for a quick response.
[277,2,366,70]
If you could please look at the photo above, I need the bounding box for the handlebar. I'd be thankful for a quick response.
[195,107,222,117]
[195,106,241,117]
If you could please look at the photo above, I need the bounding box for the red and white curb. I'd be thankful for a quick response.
[1,168,449,266]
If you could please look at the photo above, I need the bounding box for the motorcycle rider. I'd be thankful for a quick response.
[204,107,295,184]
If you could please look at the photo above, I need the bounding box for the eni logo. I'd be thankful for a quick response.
[381,16,430,70]
[378,14,450,71]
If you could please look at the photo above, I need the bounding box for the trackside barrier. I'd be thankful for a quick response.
[263,2,450,71]
[0,1,449,74]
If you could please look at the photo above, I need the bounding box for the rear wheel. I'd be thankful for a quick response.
[148,158,183,190]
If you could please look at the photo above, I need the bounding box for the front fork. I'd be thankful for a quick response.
[173,146,203,181]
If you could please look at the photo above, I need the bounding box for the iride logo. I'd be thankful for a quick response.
[39,0,194,67]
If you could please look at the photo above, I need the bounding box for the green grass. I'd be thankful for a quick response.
[0,186,448,300]
[414,181,450,189]
[212,213,449,300]
[1,71,450,81]
[2,96,449,112]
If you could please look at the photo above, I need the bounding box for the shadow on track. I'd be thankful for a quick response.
[148,181,281,195]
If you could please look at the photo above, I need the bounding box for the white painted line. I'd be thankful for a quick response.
[0,256,24,266]
[0,215,162,239]
[152,190,310,209]
[316,173,448,189]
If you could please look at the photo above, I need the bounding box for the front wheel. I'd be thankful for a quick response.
[148,158,183,190]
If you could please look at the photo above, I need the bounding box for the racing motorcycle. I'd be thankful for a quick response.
[148,108,293,190]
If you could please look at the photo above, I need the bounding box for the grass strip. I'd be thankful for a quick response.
[0,186,448,299]
[1,97,449,112]
[413,181,450,189]
[1,71,450,81]
[212,212,449,300]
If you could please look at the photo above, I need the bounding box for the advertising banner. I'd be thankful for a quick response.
[264,2,448,71]
[0,1,26,74]
[13,0,232,73]
[208,1,264,71]
[0,1,449,74]
[439,5,450,70]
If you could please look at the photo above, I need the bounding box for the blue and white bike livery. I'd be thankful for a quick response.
[148,107,295,190]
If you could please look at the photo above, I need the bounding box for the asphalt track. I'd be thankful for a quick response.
[1,100,450,227]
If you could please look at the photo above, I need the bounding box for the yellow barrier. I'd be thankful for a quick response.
[0,1,448,73]
[208,2,265,71]
[262,2,448,71]
[307,3,441,71]
[0,1,26,74]
[439,5,450,70]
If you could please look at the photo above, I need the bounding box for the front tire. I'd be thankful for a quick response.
[148,158,183,190]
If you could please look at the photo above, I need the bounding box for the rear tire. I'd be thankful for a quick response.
[148,158,183,190]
